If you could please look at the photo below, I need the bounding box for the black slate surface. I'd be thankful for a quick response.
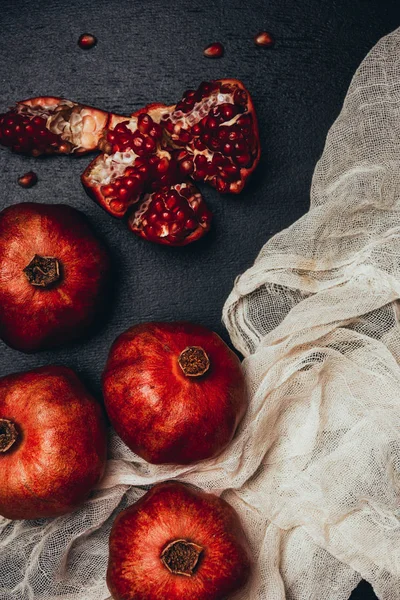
[1,1,400,598]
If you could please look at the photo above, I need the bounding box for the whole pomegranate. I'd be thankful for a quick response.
[0,202,111,352]
[107,481,252,600]
[0,366,107,520]
[102,322,247,464]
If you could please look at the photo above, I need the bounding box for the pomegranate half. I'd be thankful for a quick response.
[102,322,247,465]
[0,202,111,353]
[0,366,107,520]
[107,481,252,600]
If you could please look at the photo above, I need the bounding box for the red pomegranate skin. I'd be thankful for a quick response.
[102,322,247,465]
[0,202,111,352]
[107,481,252,600]
[0,366,107,520]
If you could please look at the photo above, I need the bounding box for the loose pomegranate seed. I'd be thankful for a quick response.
[254,31,275,47]
[203,42,224,58]
[78,33,97,50]
[18,171,38,188]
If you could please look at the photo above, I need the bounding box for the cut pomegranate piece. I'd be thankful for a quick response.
[81,104,180,218]
[161,78,260,194]
[128,182,212,246]
[0,97,121,156]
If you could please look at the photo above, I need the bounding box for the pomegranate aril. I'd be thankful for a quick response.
[223,142,234,156]
[215,177,230,193]
[109,199,126,213]
[203,43,224,58]
[137,113,153,134]
[180,159,194,175]
[18,171,38,188]
[219,104,238,121]
[192,124,202,136]
[144,137,156,153]
[205,117,218,131]
[254,31,275,47]
[157,158,169,174]
[179,130,191,143]
[102,185,115,197]
[234,153,252,167]
[194,139,206,151]
[78,33,97,49]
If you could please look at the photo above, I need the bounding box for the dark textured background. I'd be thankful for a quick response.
[1,1,399,598]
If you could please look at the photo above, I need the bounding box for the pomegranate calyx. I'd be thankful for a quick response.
[178,346,210,377]
[0,418,18,453]
[23,254,61,288]
[160,539,203,576]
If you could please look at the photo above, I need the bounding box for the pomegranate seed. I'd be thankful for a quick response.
[192,124,202,136]
[118,187,130,200]
[144,137,156,153]
[219,104,238,121]
[186,219,197,229]
[194,139,206,151]
[235,153,252,166]
[137,113,153,134]
[102,185,115,197]
[223,143,234,156]
[109,199,125,213]
[180,159,194,175]
[203,42,224,58]
[157,158,169,174]
[149,123,163,139]
[254,31,275,47]
[218,127,229,141]
[78,33,97,50]
[179,130,191,143]
[18,171,38,188]
[215,177,230,193]
[205,117,218,131]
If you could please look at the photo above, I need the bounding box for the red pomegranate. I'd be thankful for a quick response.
[102,322,247,465]
[0,366,107,520]
[0,202,111,353]
[0,96,123,156]
[107,481,252,600]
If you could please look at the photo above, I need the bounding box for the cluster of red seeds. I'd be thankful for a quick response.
[161,82,257,192]
[100,114,178,214]
[131,184,211,245]
[0,112,62,156]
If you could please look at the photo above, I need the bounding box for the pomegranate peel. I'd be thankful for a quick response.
[107,481,252,600]
[0,365,107,520]
[102,321,247,465]
[0,202,111,352]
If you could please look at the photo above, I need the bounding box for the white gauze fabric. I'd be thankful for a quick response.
[2,26,400,600]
